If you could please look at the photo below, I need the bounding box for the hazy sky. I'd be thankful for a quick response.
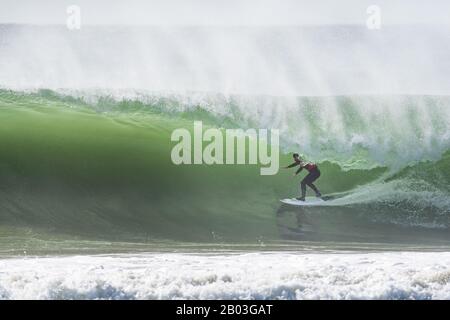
[1,0,450,25]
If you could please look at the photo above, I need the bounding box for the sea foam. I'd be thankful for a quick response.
[0,251,449,300]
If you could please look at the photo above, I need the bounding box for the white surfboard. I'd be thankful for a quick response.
[280,197,326,206]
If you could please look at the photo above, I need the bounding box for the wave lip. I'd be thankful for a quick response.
[1,252,450,300]
[3,88,450,171]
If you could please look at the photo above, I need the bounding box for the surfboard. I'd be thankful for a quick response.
[280,197,326,206]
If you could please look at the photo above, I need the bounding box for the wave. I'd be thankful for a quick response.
[0,89,449,247]
[13,88,450,170]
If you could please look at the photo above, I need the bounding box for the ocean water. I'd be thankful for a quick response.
[0,24,449,300]
[1,251,450,300]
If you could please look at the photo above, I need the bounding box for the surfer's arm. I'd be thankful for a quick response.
[285,162,299,169]
[294,167,303,175]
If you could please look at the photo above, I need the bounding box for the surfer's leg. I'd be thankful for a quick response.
[300,181,307,200]
[308,182,321,195]
[306,170,321,196]
[300,174,310,199]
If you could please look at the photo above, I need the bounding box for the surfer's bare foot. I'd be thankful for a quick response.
[296,197,305,201]
[316,192,322,197]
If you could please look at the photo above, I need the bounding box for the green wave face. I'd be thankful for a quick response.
[0,90,449,248]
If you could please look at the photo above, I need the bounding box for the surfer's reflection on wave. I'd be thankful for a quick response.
[275,204,318,240]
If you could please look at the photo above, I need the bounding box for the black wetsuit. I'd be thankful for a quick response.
[287,160,321,198]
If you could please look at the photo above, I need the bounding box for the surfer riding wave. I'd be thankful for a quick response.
[284,153,322,201]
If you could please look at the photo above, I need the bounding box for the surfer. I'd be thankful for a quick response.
[284,153,322,201]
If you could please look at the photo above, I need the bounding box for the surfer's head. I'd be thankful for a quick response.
[293,153,300,160]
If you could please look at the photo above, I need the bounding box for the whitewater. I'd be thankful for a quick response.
[1,251,450,300]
